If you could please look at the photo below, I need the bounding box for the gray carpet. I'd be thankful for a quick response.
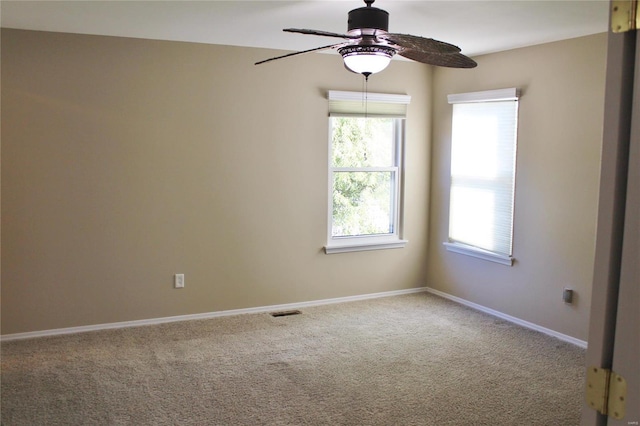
[1,292,585,425]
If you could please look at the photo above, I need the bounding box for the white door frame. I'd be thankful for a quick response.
[581,3,640,425]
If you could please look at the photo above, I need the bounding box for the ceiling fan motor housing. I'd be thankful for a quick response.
[347,6,389,32]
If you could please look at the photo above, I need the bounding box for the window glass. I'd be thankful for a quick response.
[329,117,400,241]
[331,117,394,168]
[332,171,393,237]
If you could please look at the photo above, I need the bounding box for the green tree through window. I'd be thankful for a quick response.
[331,117,396,237]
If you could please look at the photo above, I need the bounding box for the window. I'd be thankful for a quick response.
[325,91,410,254]
[444,88,520,265]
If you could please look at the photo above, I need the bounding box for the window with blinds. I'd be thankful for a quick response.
[444,88,519,265]
[325,91,410,254]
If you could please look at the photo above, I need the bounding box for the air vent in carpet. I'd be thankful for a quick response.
[270,310,302,317]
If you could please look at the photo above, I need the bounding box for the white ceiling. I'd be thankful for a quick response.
[1,1,610,59]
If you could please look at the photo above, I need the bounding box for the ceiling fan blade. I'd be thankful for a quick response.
[255,43,345,65]
[383,33,461,55]
[398,49,477,69]
[284,28,361,40]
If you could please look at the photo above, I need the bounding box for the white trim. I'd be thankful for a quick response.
[324,239,408,254]
[329,113,407,118]
[328,90,411,104]
[0,287,428,342]
[1,287,587,349]
[443,242,514,266]
[424,287,588,348]
[332,166,397,172]
[447,88,520,104]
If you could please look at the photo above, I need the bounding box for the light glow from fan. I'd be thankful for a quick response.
[339,45,395,75]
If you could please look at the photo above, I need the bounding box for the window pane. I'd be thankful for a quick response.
[450,186,497,251]
[331,117,394,167]
[332,171,394,237]
[451,102,517,179]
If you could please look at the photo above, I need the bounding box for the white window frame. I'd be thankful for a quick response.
[324,91,410,254]
[444,88,520,266]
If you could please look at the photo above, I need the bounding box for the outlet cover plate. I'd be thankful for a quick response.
[174,274,185,288]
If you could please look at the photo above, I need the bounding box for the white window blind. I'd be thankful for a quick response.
[328,91,410,117]
[446,88,519,261]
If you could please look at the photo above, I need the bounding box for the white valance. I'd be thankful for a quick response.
[328,90,411,117]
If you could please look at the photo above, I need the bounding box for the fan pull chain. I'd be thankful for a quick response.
[362,73,369,118]
[362,73,370,163]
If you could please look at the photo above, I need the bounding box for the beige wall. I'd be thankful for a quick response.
[1,29,608,341]
[427,33,608,341]
[1,29,432,334]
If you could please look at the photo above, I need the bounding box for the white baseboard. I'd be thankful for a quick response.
[1,287,588,348]
[425,287,588,348]
[0,287,429,342]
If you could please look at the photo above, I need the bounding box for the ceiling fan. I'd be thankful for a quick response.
[255,0,477,77]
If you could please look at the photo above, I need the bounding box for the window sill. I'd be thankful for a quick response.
[443,242,514,266]
[325,239,408,254]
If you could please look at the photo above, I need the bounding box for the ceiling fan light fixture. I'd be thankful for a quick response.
[255,0,477,72]
[339,45,395,76]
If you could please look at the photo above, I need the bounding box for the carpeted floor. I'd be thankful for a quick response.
[1,292,585,425]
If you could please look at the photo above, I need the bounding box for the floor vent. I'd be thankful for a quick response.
[270,310,302,317]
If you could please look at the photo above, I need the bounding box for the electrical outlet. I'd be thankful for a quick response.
[174,274,185,289]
